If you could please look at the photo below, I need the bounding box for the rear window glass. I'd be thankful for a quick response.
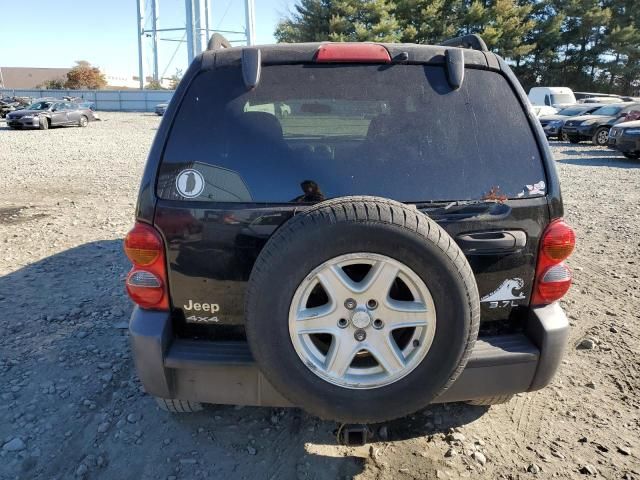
[158,64,546,203]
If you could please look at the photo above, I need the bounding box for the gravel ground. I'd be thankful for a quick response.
[0,112,638,479]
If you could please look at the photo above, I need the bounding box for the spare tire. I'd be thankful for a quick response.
[245,196,480,423]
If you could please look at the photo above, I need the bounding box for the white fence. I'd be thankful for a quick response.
[0,89,175,112]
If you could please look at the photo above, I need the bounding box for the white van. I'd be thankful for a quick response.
[528,87,576,108]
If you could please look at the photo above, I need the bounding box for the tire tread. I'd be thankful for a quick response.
[245,196,480,422]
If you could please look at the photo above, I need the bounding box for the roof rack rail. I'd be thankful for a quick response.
[207,33,232,51]
[440,34,488,52]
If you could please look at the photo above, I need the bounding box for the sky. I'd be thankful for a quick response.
[0,0,295,78]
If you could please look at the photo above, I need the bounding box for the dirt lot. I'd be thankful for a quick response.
[0,112,638,480]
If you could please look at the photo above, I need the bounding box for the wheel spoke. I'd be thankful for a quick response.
[325,338,359,378]
[289,252,437,389]
[295,305,340,334]
[368,334,405,374]
[316,265,359,301]
[382,300,430,329]
[362,260,399,298]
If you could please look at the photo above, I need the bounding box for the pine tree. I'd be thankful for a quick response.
[394,0,463,44]
[275,0,400,43]
[274,0,640,95]
[601,0,640,94]
[275,0,332,43]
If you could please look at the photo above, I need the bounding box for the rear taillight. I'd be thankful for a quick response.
[315,43,391,63]
[532,219,576,305]
[124,223,169,310]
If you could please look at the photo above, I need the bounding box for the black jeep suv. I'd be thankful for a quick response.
[125,35,575,424]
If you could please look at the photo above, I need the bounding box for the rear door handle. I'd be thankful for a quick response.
[456,230,527,254]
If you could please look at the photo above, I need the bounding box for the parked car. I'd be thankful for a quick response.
[528,86,576,108]
[155,103,168,116]
[0,96,31,118]
[608,120,640,159]
[578,96,621,104]
[5,99,97,130]
[124,35,575,430]
[574,91,621,101]
[619,109,640,123]
[531,105,558,117]
[78,101,96,111]
[561,102,640,146]
[539,104,603,140]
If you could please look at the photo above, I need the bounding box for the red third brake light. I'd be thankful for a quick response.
[532,219,576,305]
[124,222,169,310]
[315,43,391,63]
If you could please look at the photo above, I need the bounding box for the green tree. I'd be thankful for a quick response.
[36,78,65,90]
[600,0,640,94]
[145,80,165,90]
[275,0,400,43]
[64,61,107,90]
[275,0,331,42]
[394,0,463,43]
[168,68,183,90]
[275,0,640,95]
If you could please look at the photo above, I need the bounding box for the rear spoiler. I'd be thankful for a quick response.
[440,34,488,52]
[439,35,489,90]
[206,33,491,91]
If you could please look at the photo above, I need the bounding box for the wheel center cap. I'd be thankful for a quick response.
[351,310,372,329]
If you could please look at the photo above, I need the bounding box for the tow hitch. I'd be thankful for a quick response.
[336,424,371,446]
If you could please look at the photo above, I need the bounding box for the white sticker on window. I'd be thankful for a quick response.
[176,169,205,198]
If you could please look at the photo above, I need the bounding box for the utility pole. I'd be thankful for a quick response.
[245,0,256,46]
[151,0,160,83]
[204,0,211,42]
[185,0,195,64]
[135,0,145,89]
[193,0,204,55]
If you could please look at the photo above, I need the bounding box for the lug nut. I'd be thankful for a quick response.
[337,318,349,329]
[344,298,357,310]
[373,319,384,329]
[354,329,366,342]
[366,299,378,310]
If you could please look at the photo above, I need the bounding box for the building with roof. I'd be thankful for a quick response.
[0,67,172,90]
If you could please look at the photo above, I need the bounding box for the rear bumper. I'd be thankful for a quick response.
[129,304,569,407]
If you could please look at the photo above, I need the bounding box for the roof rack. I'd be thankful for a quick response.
[440,34,488,52]
[207,33,232,51]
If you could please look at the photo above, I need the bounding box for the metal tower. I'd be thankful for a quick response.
[136,0,257,90]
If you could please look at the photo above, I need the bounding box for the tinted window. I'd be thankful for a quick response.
[28,101,52,110]
[593,105,622,116]
[159,65,546,203]
[559,107,589,116]
[622,104,640,113]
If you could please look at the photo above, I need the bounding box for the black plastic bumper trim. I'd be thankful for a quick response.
[129,303,568,407]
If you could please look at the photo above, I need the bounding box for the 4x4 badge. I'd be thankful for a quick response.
[481,278,525,308]
[176,169,205,198]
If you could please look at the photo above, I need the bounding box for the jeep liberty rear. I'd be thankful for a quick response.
[126,36,574,423]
